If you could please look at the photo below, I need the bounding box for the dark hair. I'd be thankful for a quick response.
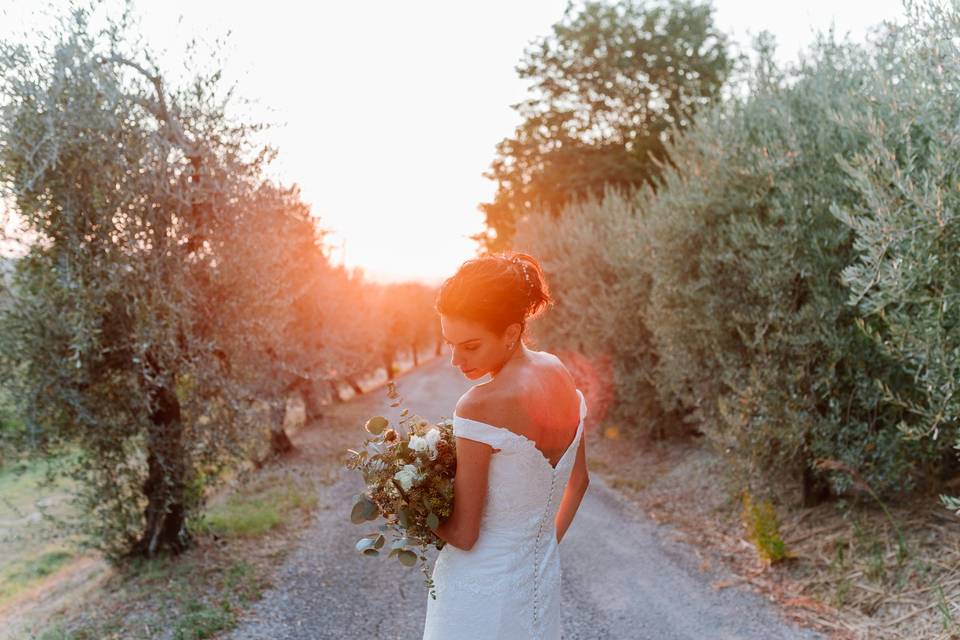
[435,252,552,338]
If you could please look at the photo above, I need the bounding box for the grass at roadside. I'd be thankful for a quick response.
[2,351,438,639]
[20,466,320,640]
[588,425,960,640]
[1,550,76,604]
[0,454,83,610]
[32,555,262,640]
[194,476,318,539]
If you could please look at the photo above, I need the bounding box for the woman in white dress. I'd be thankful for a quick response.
[423,252,591,640]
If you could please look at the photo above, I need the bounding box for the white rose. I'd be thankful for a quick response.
[408,434,430,454]
[424,428,441,459]
[393,463,422,491]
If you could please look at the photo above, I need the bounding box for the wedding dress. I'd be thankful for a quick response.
[422,388,587,640]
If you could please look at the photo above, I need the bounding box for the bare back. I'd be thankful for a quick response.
[461,350,581,468]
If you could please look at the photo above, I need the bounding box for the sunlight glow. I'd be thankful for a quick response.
[0,0,907,284]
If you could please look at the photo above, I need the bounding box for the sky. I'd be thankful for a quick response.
[0,0,908,285]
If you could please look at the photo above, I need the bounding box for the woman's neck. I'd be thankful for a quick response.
[490,342,530,380]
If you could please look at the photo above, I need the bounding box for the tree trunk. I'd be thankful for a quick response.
[412,345,419,367]
[802,464,831,508]
[130,362,190,557]
[268,401,294,456]
[297,378,324,424]
[129,132,200,558]
[345,375,364,396]
[383,352,395,381]
[327,379,343,404]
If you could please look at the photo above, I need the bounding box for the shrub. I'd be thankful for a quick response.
[515,5,959,501]
[514,189,681,435]
[741,491,788,564]
[833,2,960,495]
[641,30,937,498]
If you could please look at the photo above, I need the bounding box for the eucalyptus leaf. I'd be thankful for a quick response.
[365,416,389,434]
[398,549,418,567]
[362,498,379,521]
[350,502,367,525]
[355,537,376,552]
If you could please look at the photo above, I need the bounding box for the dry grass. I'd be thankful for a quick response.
[588,425,960,640]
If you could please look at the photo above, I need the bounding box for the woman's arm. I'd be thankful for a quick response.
[554,434,590,544]
[431,437,492,551]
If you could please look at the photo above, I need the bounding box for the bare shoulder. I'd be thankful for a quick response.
[457,351,574,426]
[537,350,577,386]
[455,385,507,425]
[454,386,481,417]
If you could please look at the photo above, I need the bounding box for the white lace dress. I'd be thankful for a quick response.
[422,388,587,640]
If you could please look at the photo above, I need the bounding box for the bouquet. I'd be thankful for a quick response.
[344,380,457,598]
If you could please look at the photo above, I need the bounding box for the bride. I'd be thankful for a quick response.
[423,252,590,640]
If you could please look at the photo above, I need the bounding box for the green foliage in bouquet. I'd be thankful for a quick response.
[345,381,457,598]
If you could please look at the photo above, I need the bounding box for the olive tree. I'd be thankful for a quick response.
[833,1,960,507]
[0,9,322,556]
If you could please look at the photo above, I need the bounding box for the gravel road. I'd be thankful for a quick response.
[229,356,823,640]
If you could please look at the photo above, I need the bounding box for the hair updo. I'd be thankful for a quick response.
[435,252,553,338]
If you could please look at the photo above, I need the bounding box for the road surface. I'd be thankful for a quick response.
[230,356,822,640]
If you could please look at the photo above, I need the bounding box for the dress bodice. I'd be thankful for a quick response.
[451,388,587,542]
[423,388,588,640]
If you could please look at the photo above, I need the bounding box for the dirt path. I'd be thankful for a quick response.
[229,356,823,640]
